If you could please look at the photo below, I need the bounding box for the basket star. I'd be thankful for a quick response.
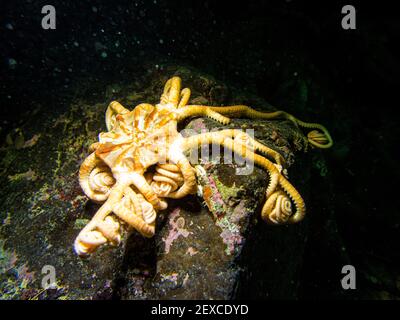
[74,76,332,256]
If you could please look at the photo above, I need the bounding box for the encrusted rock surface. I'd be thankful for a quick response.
[0,64,311,299]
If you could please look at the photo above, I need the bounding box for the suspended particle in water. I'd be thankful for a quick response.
[8,58,17,69]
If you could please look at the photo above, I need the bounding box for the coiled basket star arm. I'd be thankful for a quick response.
[177,104,333,149]
[182,131,305,224]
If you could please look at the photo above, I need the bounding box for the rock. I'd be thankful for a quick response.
[0,64,311,300]
[0,101,126,300]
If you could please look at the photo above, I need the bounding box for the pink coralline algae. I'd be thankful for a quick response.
[185,118,207,134]
[162,208,191,254]
[202,175,226,218]
[216,201,247,255]
[218,227,244,255]
[207,176,225,207]
[217,219,244,255]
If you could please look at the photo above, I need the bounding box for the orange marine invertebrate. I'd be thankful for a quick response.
[74,76,332,256]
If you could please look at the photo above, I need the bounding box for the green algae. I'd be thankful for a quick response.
[214,176,244,203]
[74,219,90,229]
[8,169,38,182]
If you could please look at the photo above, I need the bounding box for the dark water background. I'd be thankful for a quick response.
[1,0,398,299]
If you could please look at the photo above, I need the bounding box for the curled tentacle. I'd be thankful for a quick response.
[123,186,142,215]
[152,164,183,190]
[307,129,332,148]
[277,175,306,224]
[136,193,157,224]
[155,164,184,183]
[288,118,333,149]
[96,216,121,244]
[76,183,157,254]
[150,163,184,197]
[74,230,108,256]
[74,182,126,256]
[79,152,116,202]
[123,186,157,225]
[152,176,178,192]
[262,190,293,224]
[262,176,305,225]
[151,181,174,197]
[127,172,167,210]
[82,186,157,250]
[88,166,115,194]
[113,201,155,238]
[165,157,197,199]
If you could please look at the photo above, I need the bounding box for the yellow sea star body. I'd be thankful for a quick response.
[74,76,332,256]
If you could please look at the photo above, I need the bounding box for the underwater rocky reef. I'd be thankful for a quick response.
[0,65,312,299]
[0,0,398,301]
